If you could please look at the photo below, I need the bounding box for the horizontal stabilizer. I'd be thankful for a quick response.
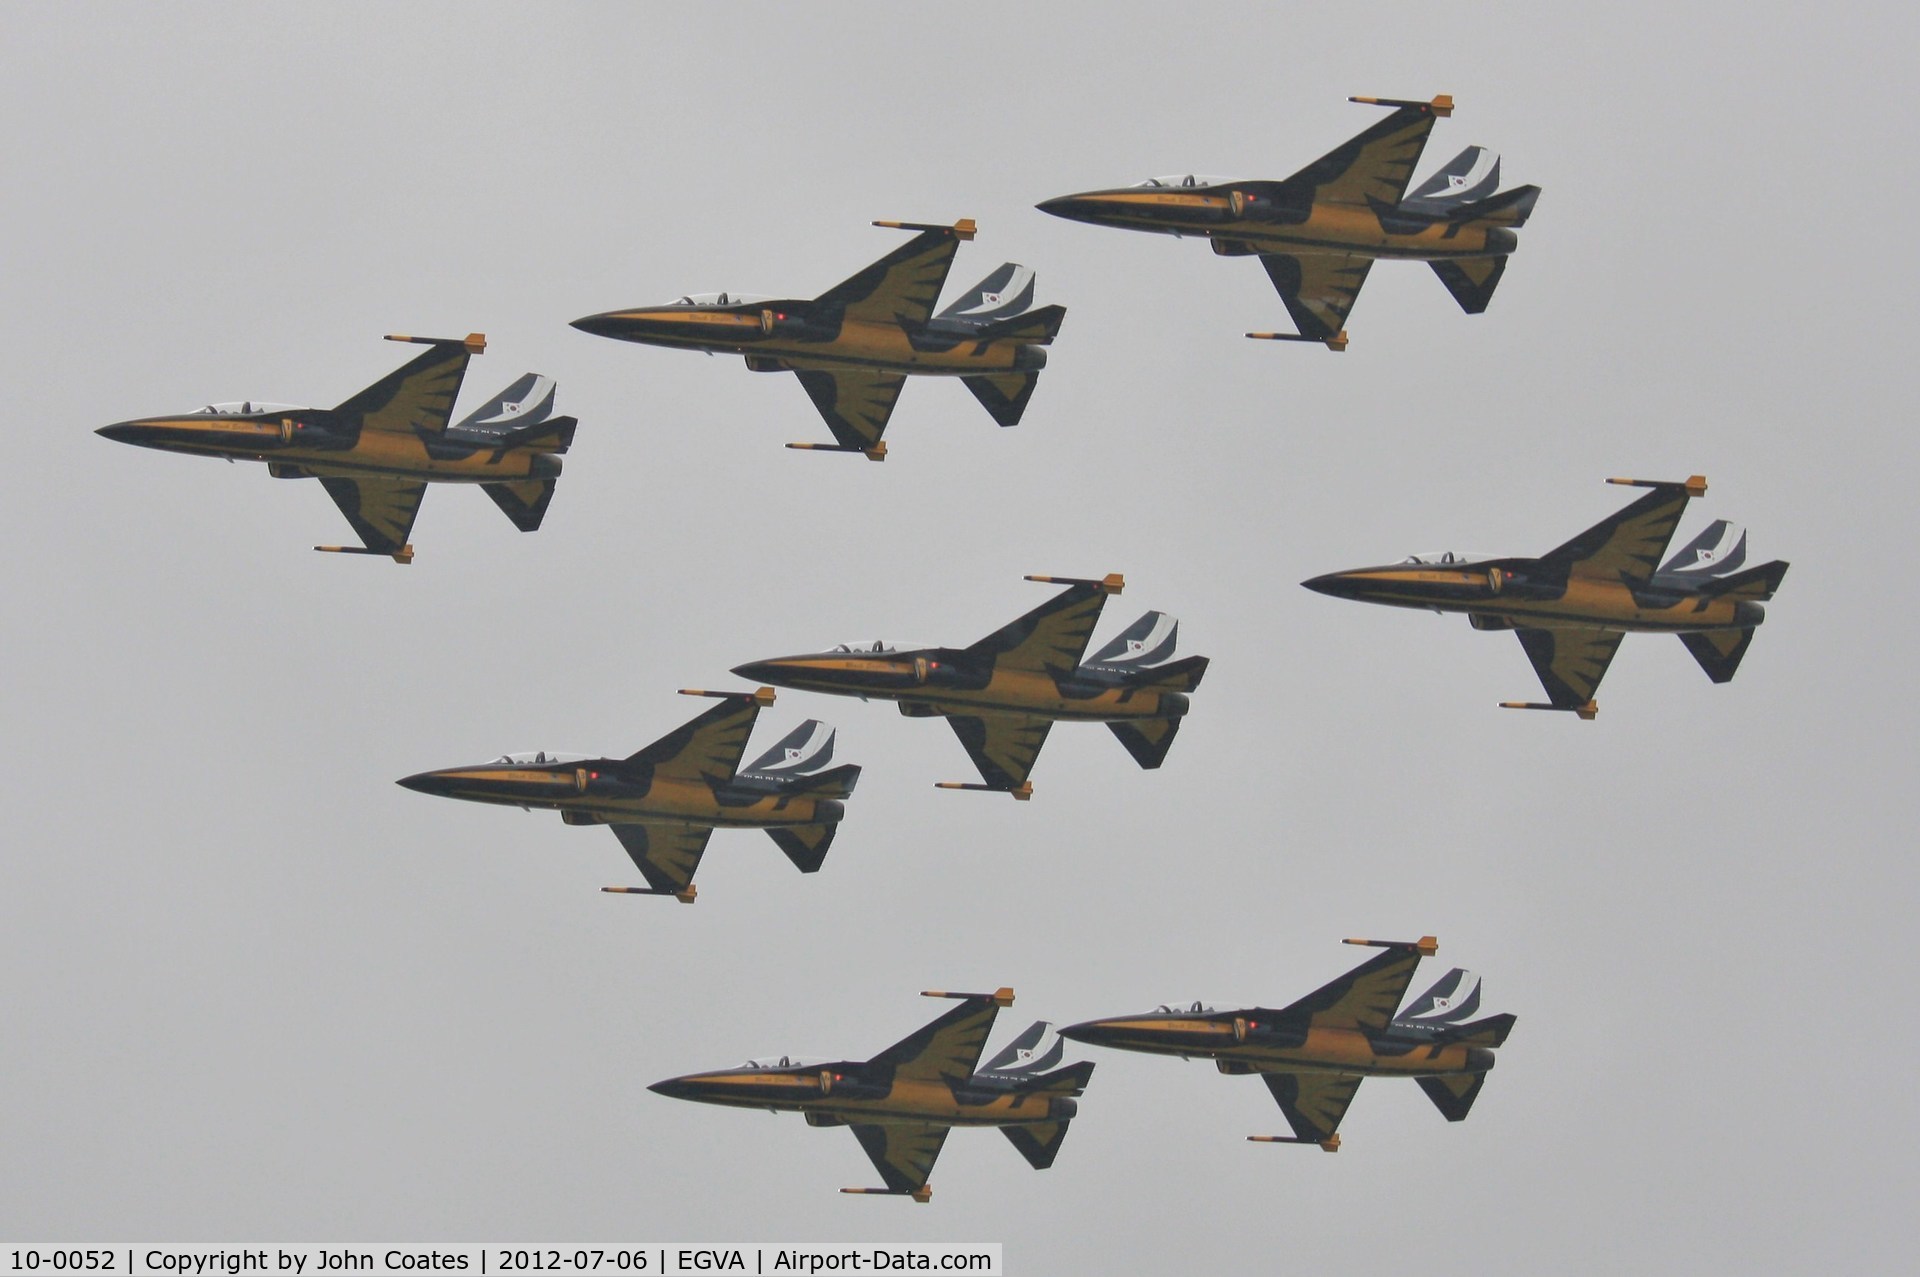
[1429,256,1509,314]
[1107,717,1183,770]
[1016,1059,1094,1095]
[1432,1012,1515,1048]
[765,822,838,874]
[1658,519,1747,578]
[963,371,1042,427]
[742,719,837,779]
[1447,184,1539,227]
[934,263,1037,327]
[495,414,577,453]
[1697,560,1789,601]
[1402,146,1501,213]
[1415,1072,1488,1122]
[780,762,861,800]
[969,303,1067,345]
[979,1021,1067,1079]
[1089,611,1179,669]
[1000,1121,1072,1171]
[482,478,558,532]
[1678,629,1758,684]
[454,372,555,433]
[1120,653,1209,692]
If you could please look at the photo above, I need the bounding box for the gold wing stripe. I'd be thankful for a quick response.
[1284,104,1440,208]
[1542,486,1694,586]
[626,697,763,784]
[1270,946,1425,1033]
[793,369,906,450]
[609,823,714,895]
[818,229,963,328]
[1515,627,1624,707]
[1260,253,1374,341]
[874,998,1001,1084]
[318,476,426,554]
[336,342,472,437]
[1263,1072,1363,1143]
[947,714,1054,791]
[850,1122,950,1194]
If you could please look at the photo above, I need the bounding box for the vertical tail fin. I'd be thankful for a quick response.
[1394,968,1482,1028]
[741,719,837,780]
[455,373,556,432]
[1401,146,1502,213]
[1088,611,1180,670]
[934,263,1037,327]
[1658,519,1748,579]
[979,1021,1067,1079]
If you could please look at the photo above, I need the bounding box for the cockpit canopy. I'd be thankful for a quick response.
[1154,1000,1223,1015]
[740,1054,827,1070]
[826,640,928,655]
[669,291,773,307]
[1132,174,1236,189]
[490,750,591,766]
[197,401,308,416]
[1400,551,1499,566]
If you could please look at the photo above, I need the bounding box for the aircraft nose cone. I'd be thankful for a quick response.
[96,421,142,444]
[396,771,452,797]
[648,1076,698,1100]
[1057,1019,1118,1048]
[1301,572,1360,599]
[1035,195,1092,222]
[730,660,782,684]
[569,312,625,340]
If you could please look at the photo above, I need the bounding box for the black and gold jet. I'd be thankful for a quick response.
[570,220,1064,459]
[1038,95,1539,349]
[1304,475,1790,719]
[731,574,1207,800]
[650,990,1093,1203]
[397,689,859,902]
[96,334,576,562]
[1062,938,1513,1151]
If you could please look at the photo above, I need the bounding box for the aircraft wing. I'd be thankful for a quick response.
[793,368,906,452]
[946,714,1054,793]
[850,1122,950,1195]
[1515,627,1624,708]
[1540,482,1699,587]
[1262,1071,1364,1145]
[610,822,714,896]
[1278,101,1443,208]
[1260,944,1427,1034]
[815,226,966,329]
[870,995,1002,1084]
[334,338,474,436]
[1259,253,1374,342]
[966,579,1117,675]
[318,476,426,555]
[621,694,765,785]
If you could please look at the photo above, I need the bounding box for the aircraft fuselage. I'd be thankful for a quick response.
[96,411,560,485]
[1037,187,1515,262]
[1061,1013,1491,1080]
[571,305,1047,377]
[733,651,1189,723]
[1303,561,1765,634]
[396,761,840,831]
[649,1065,1074,1128]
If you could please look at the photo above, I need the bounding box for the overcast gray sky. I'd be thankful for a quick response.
[4,2,1915,1271]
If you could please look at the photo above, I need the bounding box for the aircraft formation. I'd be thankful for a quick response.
[92,94,1790,1203]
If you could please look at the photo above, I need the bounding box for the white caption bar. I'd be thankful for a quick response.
[1,1248,1003,1277]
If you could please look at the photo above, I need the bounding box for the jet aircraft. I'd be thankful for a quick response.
[396,688,859,902]
[96,334,576,562]
[731,574,1207,800]
[1303,475,1790,718]
[1037,95,1539,349]
[1062,937,1513,1150]
[649,989,1094,1202]
[570,219,1064,459]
